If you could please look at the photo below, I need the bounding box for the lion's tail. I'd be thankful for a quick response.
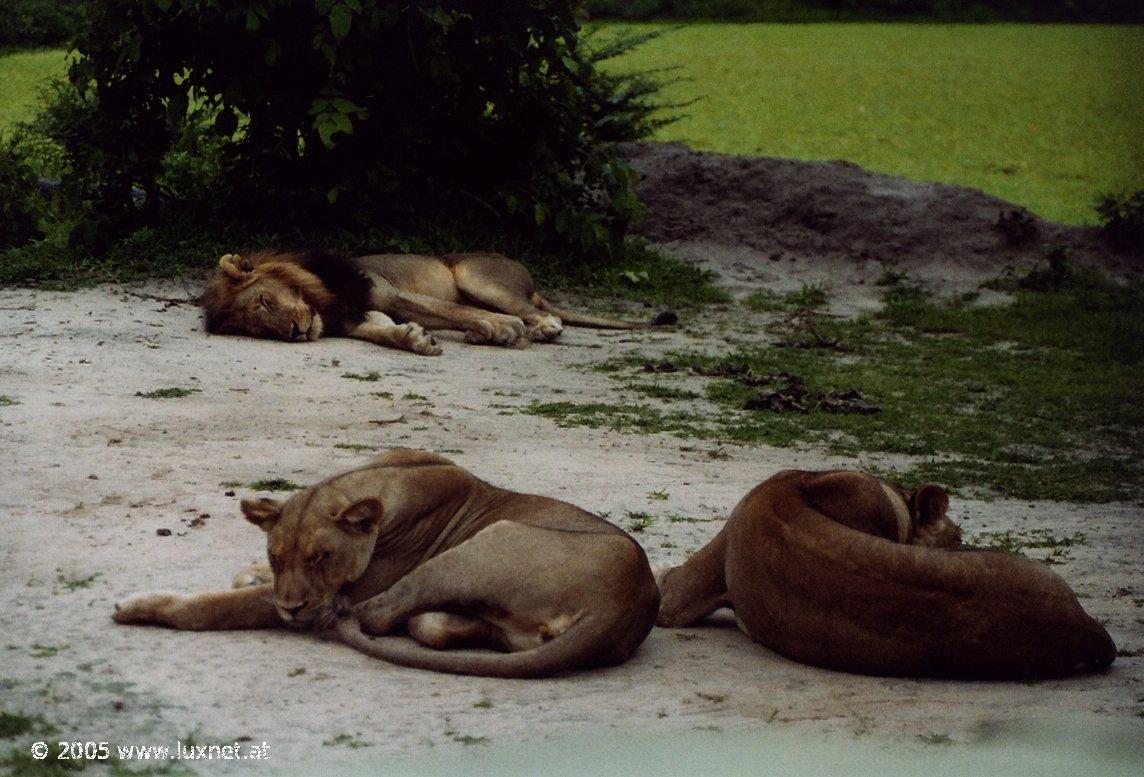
[531,294,677,330]
[333,614,609,678]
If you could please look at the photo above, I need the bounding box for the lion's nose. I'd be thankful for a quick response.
[290,321,303,340]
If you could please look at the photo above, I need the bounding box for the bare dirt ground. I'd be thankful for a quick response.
[2,145,1141,773]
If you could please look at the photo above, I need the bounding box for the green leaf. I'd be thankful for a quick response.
[331,98,361,115]
[331,112,353,135]
[329,3,353,40]
[153,0,173,12]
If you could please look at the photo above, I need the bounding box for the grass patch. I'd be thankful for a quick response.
[525,400,705,438]
[135,387,198,399]
[743,283,830,313]
[55,572,100,592]
[322,733,367,749]
[0,710,51,739]
[916,731,955,746]
[0,396,18,407]
[624,511,657,532]
[341,371,382,382]
[0,49,65,133]
[626,382,700,400]
[526,277,1144,501]
[970,528,1089,564]
[245,478,304,492]
[603,23,1144,225]
[334,443,379,453]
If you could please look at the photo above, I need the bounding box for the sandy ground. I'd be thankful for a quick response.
[2,149,1142,773]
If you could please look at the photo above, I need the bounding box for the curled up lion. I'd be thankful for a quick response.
[656,469,1117,680]
[113,450,660,678]
[201,250,676,355]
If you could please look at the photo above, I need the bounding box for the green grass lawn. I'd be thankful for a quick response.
[3,26,1141,224]
[603,23,1143,225]
[0,49,67,133]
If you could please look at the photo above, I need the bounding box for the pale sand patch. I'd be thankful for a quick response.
[1,273,1139,771]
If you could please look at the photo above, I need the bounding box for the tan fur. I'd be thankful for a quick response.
[202,250,671,355]
[656,469,1116,679]
[113,450,660,678]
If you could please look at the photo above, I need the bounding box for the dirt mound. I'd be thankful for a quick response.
[623,142,1140,296]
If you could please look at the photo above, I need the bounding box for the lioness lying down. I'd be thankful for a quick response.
[202,249,676,355]
[656,469,1116,679]
[113,450,660,678]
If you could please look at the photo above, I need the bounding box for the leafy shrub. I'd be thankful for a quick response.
[0,136,44,249]
[1095,189,1144,252]
[0,0,82,48]
[45,1,665,260]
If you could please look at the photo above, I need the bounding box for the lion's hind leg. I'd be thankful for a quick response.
[352,522,587,650]
[451,256,563,342]
[407,612,510,652]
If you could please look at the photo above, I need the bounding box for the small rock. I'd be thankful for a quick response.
[156,528,172,536]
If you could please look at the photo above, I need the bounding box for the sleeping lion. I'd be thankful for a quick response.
[201,250,676,355]
[113,450,660,678]
[656,469,1117,680]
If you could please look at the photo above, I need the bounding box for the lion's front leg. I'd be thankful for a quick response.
[348,311,442,356]
[113,584,283,631]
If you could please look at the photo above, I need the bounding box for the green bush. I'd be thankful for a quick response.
[0,0,82,48]
[44,1,665,260]
[1095,189,1144,252]
[0,136,44,249]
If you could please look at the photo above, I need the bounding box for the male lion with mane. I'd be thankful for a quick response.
[113,450,660,678]
[656,469,1117,680]
[201,249,676,355]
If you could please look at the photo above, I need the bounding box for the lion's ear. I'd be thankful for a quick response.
[241,497,284,532]
[333,498,383,535]
[912,484,950,526]
[219,253,253,281]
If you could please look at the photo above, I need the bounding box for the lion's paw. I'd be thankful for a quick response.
[465,316,525,346]
[491,315,527,346]
[527,314,563,342]
[232,563,272,589]
[112,593,180,625]
[464,320,495,345]
[353,599,400,636]
[403,323,442,356]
